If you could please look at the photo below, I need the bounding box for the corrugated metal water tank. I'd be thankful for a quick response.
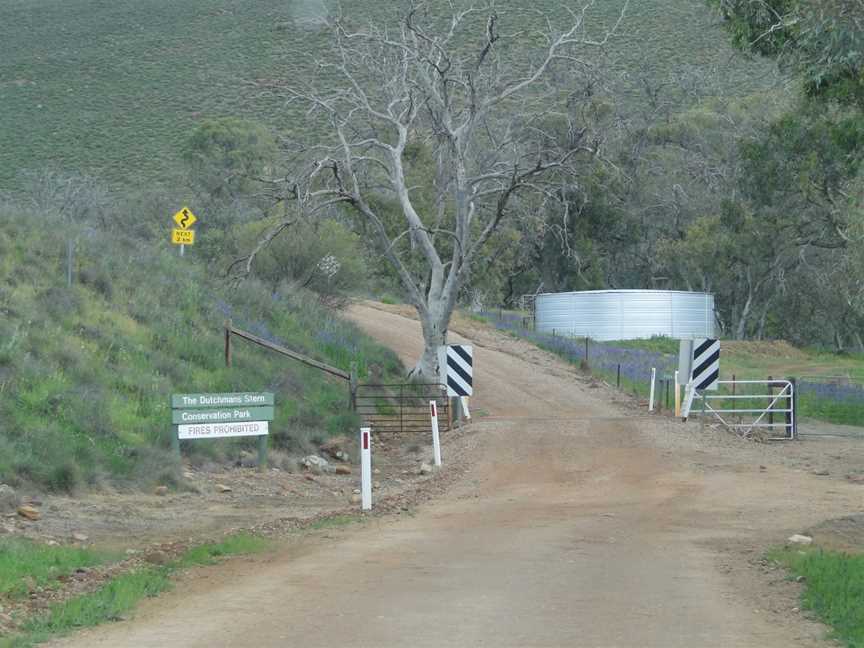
[534,290,715,341]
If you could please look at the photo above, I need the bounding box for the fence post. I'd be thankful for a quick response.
[224,319,233,368]
[665,379,671,411]
[584,338,589,364]
[616,364,621,389]
[349,362,358,412]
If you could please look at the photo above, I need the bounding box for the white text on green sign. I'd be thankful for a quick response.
[171,392,274,409]
[172,406,274,425]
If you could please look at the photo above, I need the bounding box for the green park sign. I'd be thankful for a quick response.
[171,406,274,425]
[171,392,274,409]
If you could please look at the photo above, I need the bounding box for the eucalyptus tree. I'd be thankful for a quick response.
[246,2,626,379]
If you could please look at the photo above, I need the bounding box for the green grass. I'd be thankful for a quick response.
[176,533,269,567]
[0,538,115,598]
[5,567,173,648]
[770,547,864,648]
[0,0,776,191]
[1,533,270,647]
[0,208,403,490]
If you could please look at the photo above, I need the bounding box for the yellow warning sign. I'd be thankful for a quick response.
[173,207,198,229]
[171,228,195,245]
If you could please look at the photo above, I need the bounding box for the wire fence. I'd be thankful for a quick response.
[477,311,864,428]
[478,311,676,396]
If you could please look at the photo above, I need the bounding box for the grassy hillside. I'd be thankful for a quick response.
[0,207,402,491]
[0,0,777,190]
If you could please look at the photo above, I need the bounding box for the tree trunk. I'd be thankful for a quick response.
[409,298,453,383]
[735,292,753,340]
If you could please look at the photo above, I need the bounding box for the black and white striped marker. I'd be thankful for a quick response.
[691,338,720,391]
[443,344,473,397]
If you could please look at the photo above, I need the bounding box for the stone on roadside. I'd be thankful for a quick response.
[154,486,169,496]
[303,455,334,473]
[334,465,352,476]
[349,494,362,505]
[216,484,233,493]
[16,505,40,521]
[72,532,89,543]
[144,550,170,565]
[812,469,830,476]
[419,463,433,476]
[847,474,864,484]
[0,485,19,513]
[787,534,813,546]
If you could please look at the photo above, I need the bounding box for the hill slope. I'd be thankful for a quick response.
[0,207,402,491]
[0,0,777,189]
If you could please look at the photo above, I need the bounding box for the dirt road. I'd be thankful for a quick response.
[59,303,863,647]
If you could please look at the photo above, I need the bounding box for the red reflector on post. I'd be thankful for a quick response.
[430,402,437,417]
[363,431,369,450]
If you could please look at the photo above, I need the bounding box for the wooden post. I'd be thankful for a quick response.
[171,425,180,458]
[349,362,359,412]
[616,364,621,389]
[584,338,589,364]
[450,396,462,427]
[225,319,233,368]
[257,434,267,471]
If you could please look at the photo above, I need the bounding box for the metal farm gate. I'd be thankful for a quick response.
[691,379,797,440]
[356,383,450,434]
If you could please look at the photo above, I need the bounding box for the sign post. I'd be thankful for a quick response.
[429,401,442,467]
[360,427,372,511]
[171,207,198,257]
[460,396,471,421]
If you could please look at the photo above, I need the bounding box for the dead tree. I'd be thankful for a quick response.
[256,2,626,380]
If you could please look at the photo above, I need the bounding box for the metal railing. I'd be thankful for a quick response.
[355,383,450,434]
[692,379,796,440]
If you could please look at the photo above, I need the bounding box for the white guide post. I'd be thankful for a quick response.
[648,368,656,412]
[360,426,372,511]
[429,401,442,467]
[460,396,471,420]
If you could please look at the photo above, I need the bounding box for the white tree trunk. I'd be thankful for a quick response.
[411,303,452,383]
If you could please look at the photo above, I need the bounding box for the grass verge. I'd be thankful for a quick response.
[1,533,269,647]
[769,546,864,648]
[0,538,115,598]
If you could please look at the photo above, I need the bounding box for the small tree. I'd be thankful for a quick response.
[248,3,625,379]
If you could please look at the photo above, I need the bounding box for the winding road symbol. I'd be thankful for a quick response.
[173,207,198,229]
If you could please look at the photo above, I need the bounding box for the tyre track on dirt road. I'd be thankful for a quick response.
[57,303,859,647]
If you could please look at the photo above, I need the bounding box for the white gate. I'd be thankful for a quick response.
[693,379,796,440]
